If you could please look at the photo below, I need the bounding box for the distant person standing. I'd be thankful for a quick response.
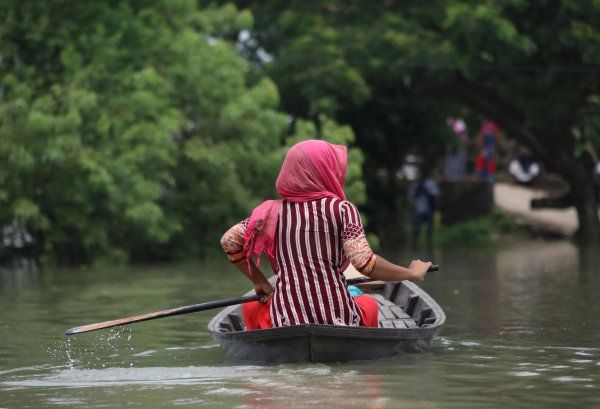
[474,119,499,181]
[409,167,440,244]
[443,117,468,180]
[508,146,541,186]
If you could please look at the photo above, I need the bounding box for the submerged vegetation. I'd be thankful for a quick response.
[435,208,527,246]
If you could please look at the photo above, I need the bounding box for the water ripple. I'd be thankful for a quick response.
[512,371,540,377]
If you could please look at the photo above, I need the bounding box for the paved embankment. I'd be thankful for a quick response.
[493,183,579,236]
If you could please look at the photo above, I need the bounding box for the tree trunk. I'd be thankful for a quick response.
[575,200,600,240]
[563,165,600,241]
[573,188,600,241]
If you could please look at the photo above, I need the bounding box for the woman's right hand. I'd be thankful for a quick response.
[254,280,275,304]
[408,259,432,282]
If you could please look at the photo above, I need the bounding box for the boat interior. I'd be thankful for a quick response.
[216,280,438,334]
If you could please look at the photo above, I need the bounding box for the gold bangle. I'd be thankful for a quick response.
[360,255,377,276]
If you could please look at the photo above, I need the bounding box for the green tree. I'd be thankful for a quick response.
[237,0,600,240]
[404,0,600,240]
[0,0,365,264]
[1,1,186,263]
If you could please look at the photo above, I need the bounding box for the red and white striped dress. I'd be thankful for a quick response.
[221,197,376,327]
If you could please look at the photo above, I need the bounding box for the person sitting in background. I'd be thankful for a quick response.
[220,140,432,330]
[409,166,440,244]
[508,146,541,187]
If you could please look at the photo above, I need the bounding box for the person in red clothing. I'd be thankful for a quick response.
[474,119,499,180]
[220,140,431,330]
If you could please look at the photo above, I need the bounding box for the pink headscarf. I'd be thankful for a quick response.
[243,140,347,273]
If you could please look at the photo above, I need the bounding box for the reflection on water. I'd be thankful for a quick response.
[1,241,599,408]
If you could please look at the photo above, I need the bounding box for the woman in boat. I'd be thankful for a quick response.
[220,140,431,330]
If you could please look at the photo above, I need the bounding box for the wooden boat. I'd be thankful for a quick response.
[208,278,446,363]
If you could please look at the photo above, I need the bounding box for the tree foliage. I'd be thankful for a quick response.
[3,0,598,265]
[239,0,600,239]
[0,0,364,264]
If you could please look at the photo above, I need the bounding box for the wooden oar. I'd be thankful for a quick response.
[65,265,438,336]
[65,294,261,336]
[65,278,366,336]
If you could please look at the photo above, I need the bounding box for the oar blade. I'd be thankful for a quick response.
[65,326,84,336]
[65,319,135,336]
[65,294,261,336]
[64,306,185,336]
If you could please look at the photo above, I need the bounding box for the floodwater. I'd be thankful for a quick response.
[1,240,599,408]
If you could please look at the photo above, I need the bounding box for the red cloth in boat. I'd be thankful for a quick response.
[243,294,378,330]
